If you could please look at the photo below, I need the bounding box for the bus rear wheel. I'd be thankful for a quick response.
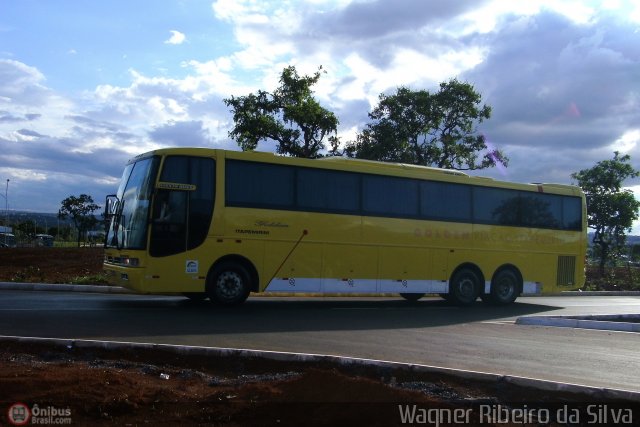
[400,293,425,302]
[207,262,251,306]
[487,269,520,305]
[448,268,481,306]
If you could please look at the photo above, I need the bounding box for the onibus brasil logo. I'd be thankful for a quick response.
[7,402,72,425]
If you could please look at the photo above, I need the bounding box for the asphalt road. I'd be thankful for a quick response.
[1,290,639,391]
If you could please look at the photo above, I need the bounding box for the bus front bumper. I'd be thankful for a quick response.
[103,263,147,293]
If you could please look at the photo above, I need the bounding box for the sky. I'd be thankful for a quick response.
[1,0,640,231]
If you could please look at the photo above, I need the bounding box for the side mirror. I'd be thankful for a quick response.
[105,195,119,218]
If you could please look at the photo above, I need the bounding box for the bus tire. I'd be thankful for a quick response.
[207,262,251,306]
[400,293,425,302]
[488,269,520,305]
[183,292,208,301]
[448,268,481,306]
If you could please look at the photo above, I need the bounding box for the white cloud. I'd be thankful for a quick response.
[164,30,186,45]
[0,60,75,141]
[212,0,271,24]
[462,0,595,32]
[149,120,213,147]
[0,59,47,102]
[632,5,640,22]
[7,168,48,182]
[611,130,640,153]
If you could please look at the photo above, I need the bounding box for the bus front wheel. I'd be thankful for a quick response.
[207,262,251,306]
[448,268,481,306]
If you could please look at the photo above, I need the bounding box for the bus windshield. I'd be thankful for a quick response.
[106,156,159,250]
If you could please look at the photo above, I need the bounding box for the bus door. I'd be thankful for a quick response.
[148,156,215,290]
[150,187,190,255]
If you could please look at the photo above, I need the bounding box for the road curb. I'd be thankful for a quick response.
[561,291,640,296]
[517,314,640,332]
[1,335,638,402]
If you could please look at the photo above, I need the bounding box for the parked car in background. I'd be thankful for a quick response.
[35,234,54,247]
[0,232,16,248]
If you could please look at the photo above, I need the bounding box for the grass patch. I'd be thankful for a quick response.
[10,266,45,283]
[69,273,109,286]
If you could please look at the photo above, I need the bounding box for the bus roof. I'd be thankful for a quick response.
[316,155,469,176]
[129,147,583,197]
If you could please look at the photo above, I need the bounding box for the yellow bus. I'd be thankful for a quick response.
[103,148,586,306]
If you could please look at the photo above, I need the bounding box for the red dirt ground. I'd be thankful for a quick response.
[0,247,104,284]
[0,341,513,426]
[2,340,612,427]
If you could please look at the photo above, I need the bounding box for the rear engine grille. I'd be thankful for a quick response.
[557,256,576,286]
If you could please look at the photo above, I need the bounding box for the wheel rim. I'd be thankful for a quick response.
[495,274,516,301]
[457,276,476,299]
[216,271,244,300]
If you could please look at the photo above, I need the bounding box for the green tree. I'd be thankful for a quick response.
[345,80,507,170]
[631,244,640,261]
[57,225,72,241]
[15,221,37,239]
[58,194,100,247]
[571,152,640,275]
[224,65,339,158]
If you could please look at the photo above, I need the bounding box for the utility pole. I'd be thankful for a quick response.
[2,179,8,247]
[3,179,8,227]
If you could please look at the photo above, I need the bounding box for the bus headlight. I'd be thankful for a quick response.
[122,257,139,267]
